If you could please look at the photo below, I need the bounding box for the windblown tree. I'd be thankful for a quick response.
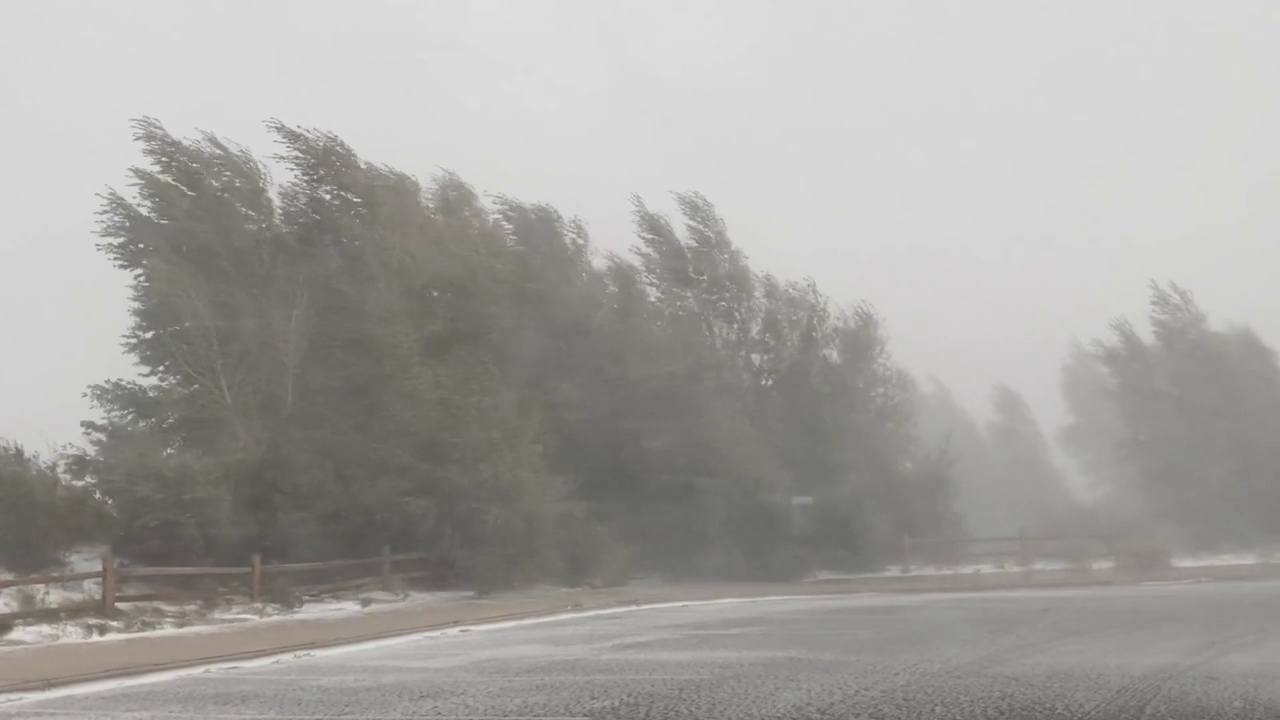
[73,118,957,583]
[916,381,1076,538]
[1062,281,1280,550]
[1059,340,1143,518]
[983,385,1076,535]
[915,381,997,536]
[82,120,565,577]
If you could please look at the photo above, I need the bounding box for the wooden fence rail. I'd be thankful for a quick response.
[0,546,432,625]
[0,570,103,592]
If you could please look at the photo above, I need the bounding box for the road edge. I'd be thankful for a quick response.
[0,594,821,702]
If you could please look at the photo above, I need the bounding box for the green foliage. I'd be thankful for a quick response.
[74,118,960,585]
[0,441,106,573]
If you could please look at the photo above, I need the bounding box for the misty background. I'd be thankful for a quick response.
[4,1,1280,580]
[6,1,1279,462]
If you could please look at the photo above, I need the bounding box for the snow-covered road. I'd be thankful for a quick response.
[6,581,1280,718]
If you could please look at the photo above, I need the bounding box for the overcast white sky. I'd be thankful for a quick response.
[3,1,1279,469]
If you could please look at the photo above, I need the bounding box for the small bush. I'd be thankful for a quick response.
[0,442,107,574]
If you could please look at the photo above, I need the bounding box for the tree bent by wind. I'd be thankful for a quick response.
[61,118,957,587]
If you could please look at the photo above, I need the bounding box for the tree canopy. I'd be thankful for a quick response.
[49,118,959,583]
[7,122,1277,579]
[1061,281,1280,550]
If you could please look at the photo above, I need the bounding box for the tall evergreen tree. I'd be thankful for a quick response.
[69,118,959,584]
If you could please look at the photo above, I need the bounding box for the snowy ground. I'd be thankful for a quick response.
[4,546,1279,648]
[807,551,1280,582]
[0,546,469,647]
[0,546,106,619]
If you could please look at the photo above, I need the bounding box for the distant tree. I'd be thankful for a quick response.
[915,381,996,536]
[984,385,1076,536]
[916,380,1076,538]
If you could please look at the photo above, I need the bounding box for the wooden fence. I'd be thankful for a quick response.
[0,547,434,624]
[902,531,1121,570]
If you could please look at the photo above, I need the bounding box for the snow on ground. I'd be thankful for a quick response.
[809,551,1280,581]
[4,545,1280,647]
[0,590,472,646]
[1170,551,1279,567]
[0,545,106,617]
[809,559,1108,581]
[0,546,469,647]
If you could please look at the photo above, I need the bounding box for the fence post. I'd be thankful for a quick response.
[380,545,393,592]
[250,553,263,603]
[902,533,912,571]
[101,551,117,613]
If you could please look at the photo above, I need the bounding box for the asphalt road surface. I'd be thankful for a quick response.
[5,581,1280,719]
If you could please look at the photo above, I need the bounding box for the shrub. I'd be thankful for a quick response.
[0,441,107,574]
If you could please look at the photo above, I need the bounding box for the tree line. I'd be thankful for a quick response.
[2,121,1275,585]
[3,119,957,586]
